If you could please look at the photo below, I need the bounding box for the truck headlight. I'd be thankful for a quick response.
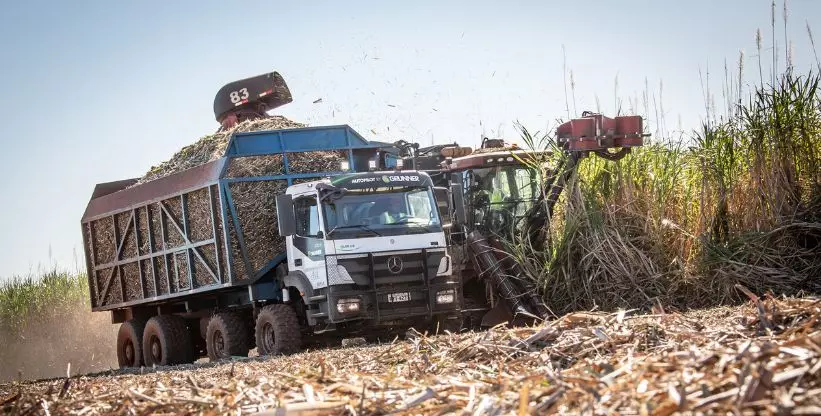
[435,289,455,304]
[336,298,361,314]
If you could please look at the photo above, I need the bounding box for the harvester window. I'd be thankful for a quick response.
[514,168,536,200]
[487,169,512,204]
[294,197,321,237]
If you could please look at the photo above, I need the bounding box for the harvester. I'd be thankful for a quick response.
[396,111,648,326]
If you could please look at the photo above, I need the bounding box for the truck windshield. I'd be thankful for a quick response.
[323,187,442,239]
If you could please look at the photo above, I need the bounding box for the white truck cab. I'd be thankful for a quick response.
[275,170,459,330]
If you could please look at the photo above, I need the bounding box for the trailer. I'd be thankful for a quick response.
[81,124,459,367]
[82,125,391,312]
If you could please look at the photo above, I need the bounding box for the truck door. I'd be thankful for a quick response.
[288,195,328,289]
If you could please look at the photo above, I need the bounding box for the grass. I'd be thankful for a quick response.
[0,270,117,383]
[0,221,120,382]
[0,269,91,333]
[508,42,821,315]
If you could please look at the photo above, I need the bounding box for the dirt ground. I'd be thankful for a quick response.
[1,296,819,415]
[0,307,118,383]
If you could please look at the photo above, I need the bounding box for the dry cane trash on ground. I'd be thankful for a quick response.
[2,294,820,415]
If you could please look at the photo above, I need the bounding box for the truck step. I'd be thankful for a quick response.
[310,312,329,318]
[308,294,327,303]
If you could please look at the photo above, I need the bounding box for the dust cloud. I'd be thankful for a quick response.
[0,304,117,383]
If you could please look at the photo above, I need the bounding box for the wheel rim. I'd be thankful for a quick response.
[124,341,135,364]
[213,331,225,357]
[150,335,162,363]
[262,322,276,353]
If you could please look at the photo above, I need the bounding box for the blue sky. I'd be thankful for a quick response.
[0,0,819,279]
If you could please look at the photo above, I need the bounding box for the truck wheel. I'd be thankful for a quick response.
[142,315,194,366]
[206,312,250,361]
[255,304,301,356]
[117,319,146,368]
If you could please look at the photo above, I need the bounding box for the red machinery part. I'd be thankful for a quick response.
[556,113,644,151]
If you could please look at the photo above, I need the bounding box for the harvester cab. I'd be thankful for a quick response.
[441,112,648,237]
[213,71,293,130]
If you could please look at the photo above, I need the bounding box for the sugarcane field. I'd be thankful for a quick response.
[2,2,821,415]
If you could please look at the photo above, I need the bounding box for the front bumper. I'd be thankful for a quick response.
[318,248,461,324]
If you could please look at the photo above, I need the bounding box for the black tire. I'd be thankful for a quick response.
[206,312,250,361]
[142,315,194,366]
[255,304,301,356]
[117,319,146,368]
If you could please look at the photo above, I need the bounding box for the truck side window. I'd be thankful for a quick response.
[294,197,320,237]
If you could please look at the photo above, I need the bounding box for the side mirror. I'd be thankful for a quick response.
[275,194,295,236]
[432,186,450,226]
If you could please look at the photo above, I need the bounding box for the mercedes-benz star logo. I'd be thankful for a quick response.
[387,256,403,274]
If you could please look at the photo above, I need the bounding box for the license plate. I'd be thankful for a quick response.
[387,292,410,303]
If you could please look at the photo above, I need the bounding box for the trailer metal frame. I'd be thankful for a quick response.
[82,125,396,312]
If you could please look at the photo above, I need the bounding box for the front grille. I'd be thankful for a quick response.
[329,249,446,287]
[372,253,426,281]
[323,248,455,323]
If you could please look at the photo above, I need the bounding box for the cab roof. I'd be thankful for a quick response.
[285,170,432,195]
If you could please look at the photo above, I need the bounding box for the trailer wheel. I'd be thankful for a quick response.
[206,312,250,361]
[142,315,194,366]
[117,319,146,368]
[255,304,301,356]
